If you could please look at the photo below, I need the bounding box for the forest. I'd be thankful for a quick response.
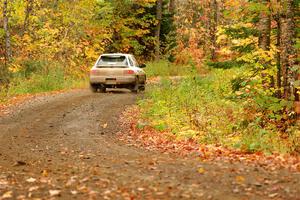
[0,0,299,154]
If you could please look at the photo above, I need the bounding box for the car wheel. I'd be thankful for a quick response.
[99,85,106,93]
[90,84,98,93]
[139,84,145,91]
[131,78,140,93]
[131,86,138,93]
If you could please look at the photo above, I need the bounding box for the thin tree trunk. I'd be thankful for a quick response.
[23,0,34,33]
[169,0,175,14]
[3,0,12,61]
[210,0,218,61]
[155,0,162,61]
[257,0,271,89]
[280,0,295,100]
[275,13,282,98]
[203,0,210,58]
[258,0,271,51]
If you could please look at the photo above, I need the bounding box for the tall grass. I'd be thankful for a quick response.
[0,60,87,102]
[145,60,194,77]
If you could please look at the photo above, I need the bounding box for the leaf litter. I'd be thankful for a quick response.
[118,106,300,172]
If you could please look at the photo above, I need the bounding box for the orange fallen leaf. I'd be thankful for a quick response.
[102,123,108,128]
[198,167,205,174]
[235,176,245,184]
[2,191,13,199]
[42,170,48,177]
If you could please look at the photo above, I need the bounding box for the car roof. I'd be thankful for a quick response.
[101,53,132,57]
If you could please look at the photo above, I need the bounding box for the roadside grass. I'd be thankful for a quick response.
[139,61,300,154]
[145,60,194,77]
[0,60,88,103]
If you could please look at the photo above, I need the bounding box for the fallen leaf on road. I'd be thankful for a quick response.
[40,177,51,184]
[13,160,26,166]
[156,192,165,196]
[49,190,61,197]
[233,188,239,193]
[1,191,12,199]
[42,170,48,177]
[66,176,77,187]
[102,123,108,129]
[77,185,88,193]
[198,167,205,174]
[26,177,36,183]
[268,193,278,198]
[103,190,111,195]
[70,190,78,195]
[28,186,39,192]
[235,176,245,184]
[79,177,89,183]
[0,180,9,187]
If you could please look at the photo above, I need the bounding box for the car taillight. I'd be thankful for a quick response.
[124,70,135,75]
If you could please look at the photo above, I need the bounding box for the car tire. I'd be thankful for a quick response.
[131,86,138,93]
[99,85,106,93]
[139,84,145,91]
[131,78,140,93]
[90,84,98,93]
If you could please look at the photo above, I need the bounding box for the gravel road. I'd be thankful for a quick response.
[0,89,299,200]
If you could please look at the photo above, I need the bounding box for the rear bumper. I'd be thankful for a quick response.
[90,75,136,85]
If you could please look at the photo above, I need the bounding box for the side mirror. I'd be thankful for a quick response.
[139,63,146,68]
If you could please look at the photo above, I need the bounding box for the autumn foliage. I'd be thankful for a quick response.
[0,0,299,153]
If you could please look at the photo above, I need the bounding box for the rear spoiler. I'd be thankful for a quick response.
[96,65,128,68]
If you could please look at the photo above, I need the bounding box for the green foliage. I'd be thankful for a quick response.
[224,26,259,39]
[139,66,300,154]
[20,60,47,78]
[5,61,86,98]
[207,60,244,69]
[98,0,157,58]
[140,67,239,145]
[145,60,193,77]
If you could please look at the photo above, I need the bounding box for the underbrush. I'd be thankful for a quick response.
[0,60,87,102]
[139,63,300,154]
[145,60,194,77]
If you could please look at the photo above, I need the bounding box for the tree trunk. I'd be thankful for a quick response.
[210,0,218,61]
[23,0,34,33]
[169,0,175,14]
[257,0,272,89]
[155,0,162,61]
[3,0,12,61]
[258,0,271,51]
[275,13,282,97]
[280,0,296,100]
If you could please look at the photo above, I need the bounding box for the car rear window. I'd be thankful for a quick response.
[97,55,128,68]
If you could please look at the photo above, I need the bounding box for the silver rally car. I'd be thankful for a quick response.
[89,53,146,93]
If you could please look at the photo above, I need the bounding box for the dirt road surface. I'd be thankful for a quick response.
[0,89,299,200]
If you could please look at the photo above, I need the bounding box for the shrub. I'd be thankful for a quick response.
[1,60,87,100]
[145,60,193,77]
[139,66,300,154]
